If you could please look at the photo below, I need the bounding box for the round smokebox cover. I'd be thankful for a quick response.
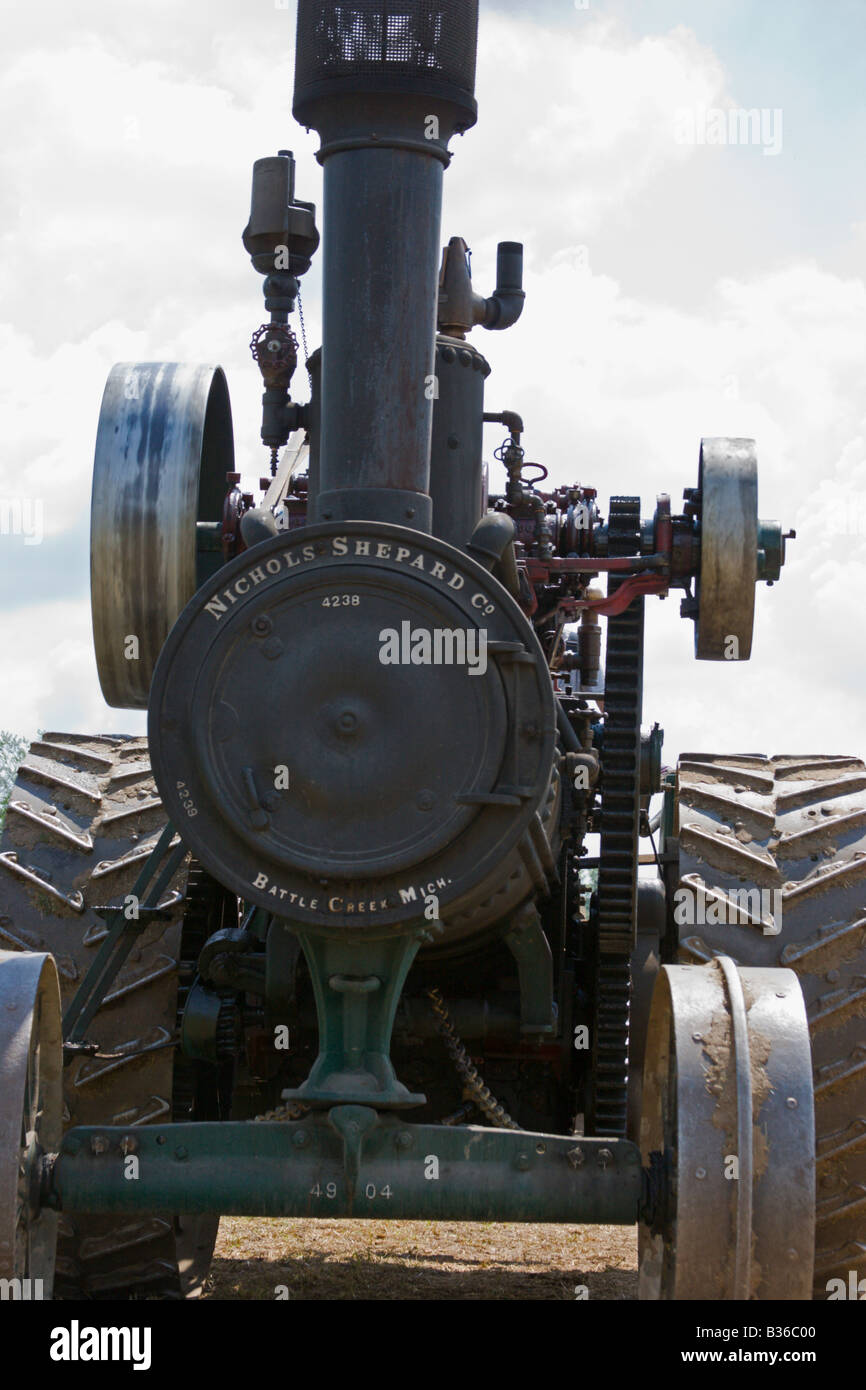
[149,522,555,931]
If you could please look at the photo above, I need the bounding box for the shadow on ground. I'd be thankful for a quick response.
[204,1219,638,1300]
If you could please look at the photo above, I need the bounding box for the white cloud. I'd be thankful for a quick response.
[1,7,864,766]
[0,601,145,741]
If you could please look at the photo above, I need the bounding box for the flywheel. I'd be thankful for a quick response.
[91,362,234,709]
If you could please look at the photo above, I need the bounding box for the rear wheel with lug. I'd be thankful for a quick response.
[0,732,238,1298]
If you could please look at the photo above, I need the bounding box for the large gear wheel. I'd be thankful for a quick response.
[587,496,644,1138]
[0,733,236,1298]
[672,752,866,1298]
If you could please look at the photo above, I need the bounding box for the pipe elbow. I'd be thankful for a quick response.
[467,513,522,602]
[482,241,525,331]
[483,290,525,331]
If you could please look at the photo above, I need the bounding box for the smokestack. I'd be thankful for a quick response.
[293,1,479,530]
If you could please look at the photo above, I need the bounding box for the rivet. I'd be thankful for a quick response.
[292,1130,309,1149]
[175,1145,189,1161]
[395,1131,413,1151]
[692,1032,703,1043]
[90,1135,110,1155]
[597,1148,613,1169]
[786,1097,798,1109]
[695,1166,707,1179]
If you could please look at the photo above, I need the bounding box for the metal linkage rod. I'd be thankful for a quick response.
[63,824,187,1044]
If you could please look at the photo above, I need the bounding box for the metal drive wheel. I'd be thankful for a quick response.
[694,437,758,661]
[0,949,62,1297]
[673,752,866,1298]
[0,733,236,1298]
[639,956,815,1300]
[91,362,234,709]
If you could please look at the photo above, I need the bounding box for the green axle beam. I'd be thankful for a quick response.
[48,1107,642,1225]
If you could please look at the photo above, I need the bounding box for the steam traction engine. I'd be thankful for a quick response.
[2,1,864,1302]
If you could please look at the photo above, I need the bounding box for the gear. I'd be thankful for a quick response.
[587,497,645,1138]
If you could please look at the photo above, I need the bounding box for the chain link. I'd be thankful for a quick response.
[427,988,521,1131]
[297,288,310,372]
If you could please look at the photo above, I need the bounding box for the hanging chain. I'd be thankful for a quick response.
[297,287,311,372]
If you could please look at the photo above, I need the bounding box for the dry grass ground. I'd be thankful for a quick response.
[205,1218,638,1300]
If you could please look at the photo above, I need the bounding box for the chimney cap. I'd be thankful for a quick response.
[293,0,479,131]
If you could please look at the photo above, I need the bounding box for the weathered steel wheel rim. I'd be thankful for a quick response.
[695,437,758,660]
[639,957,815,1300]
[0,949,62,1296]
[91,362,234,709]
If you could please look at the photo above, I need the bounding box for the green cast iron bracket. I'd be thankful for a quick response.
[503,901,556,1034]
[284,930,426,1108]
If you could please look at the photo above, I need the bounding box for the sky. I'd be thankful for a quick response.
[1,0,865,769]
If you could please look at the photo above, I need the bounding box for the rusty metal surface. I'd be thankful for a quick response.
[639,957,815,1300]
[0,949,62,1295]
[695,438,758,660]
[90,363,234,709]
[674,752,866,1297]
